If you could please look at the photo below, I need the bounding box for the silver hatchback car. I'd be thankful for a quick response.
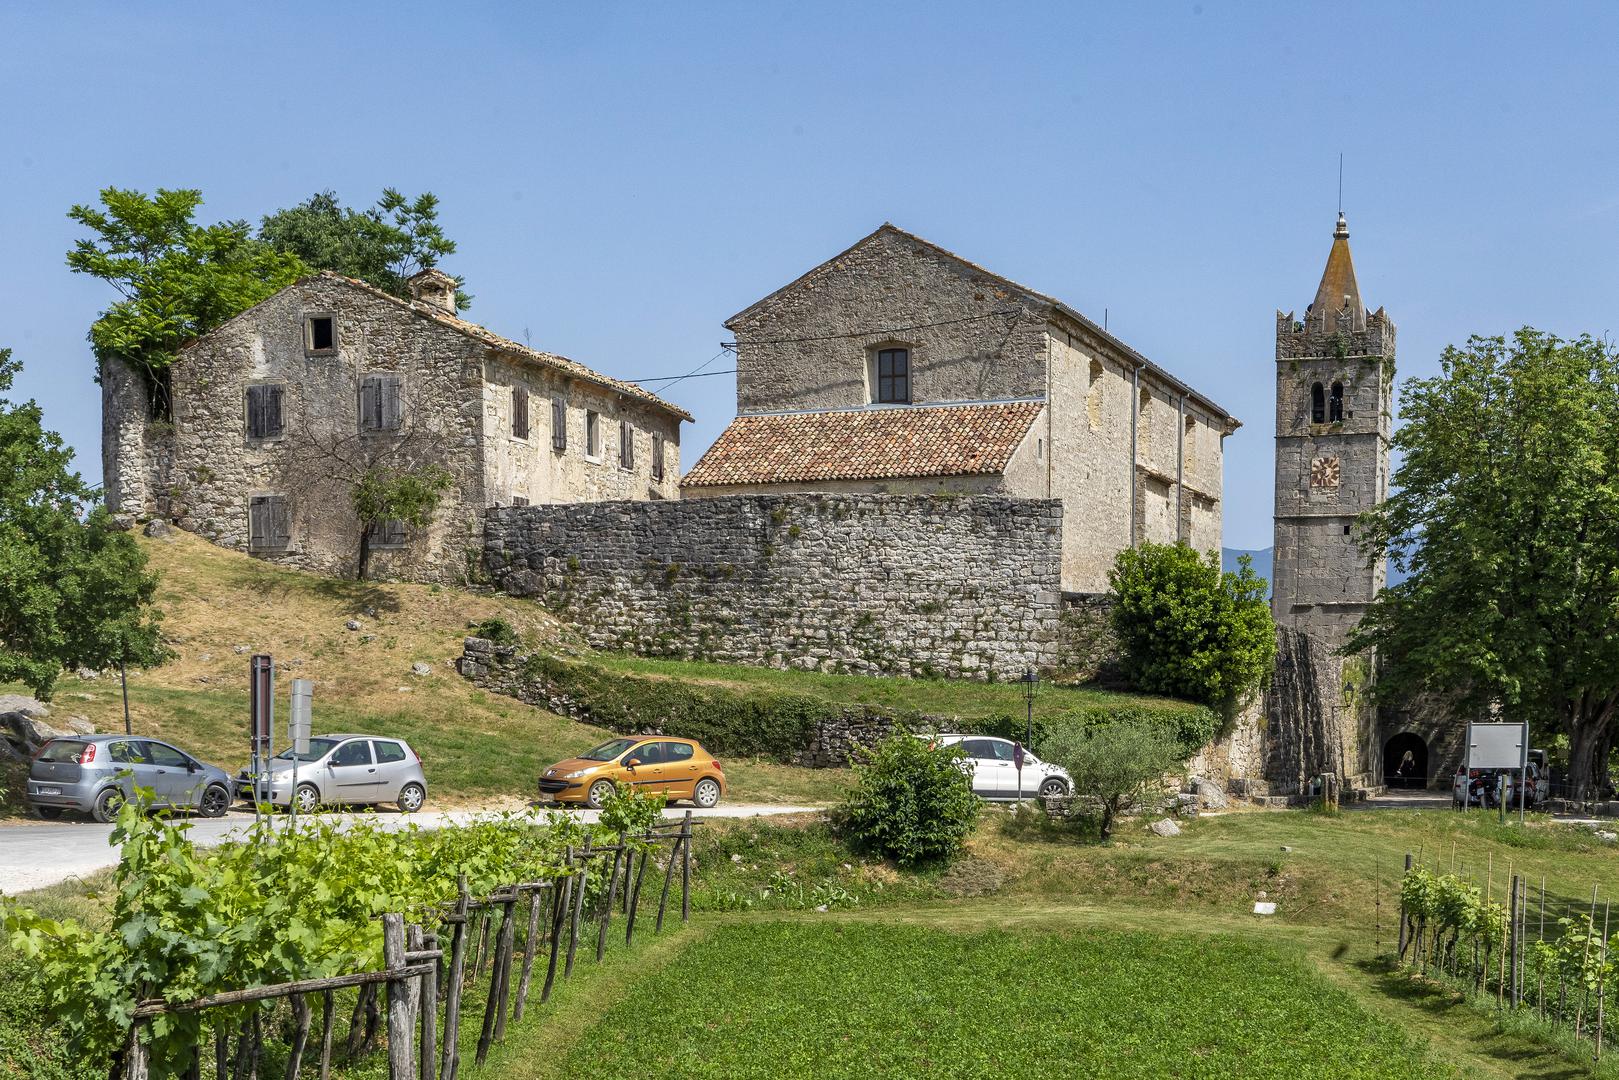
[237,734,427,814]
[28,735,235,822]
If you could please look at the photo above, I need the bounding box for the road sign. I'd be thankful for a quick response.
[289,679,313,756]
[250,655,273,745]
[1466,722,1529,771]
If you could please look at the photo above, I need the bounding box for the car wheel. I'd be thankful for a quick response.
[35,806,64,820]
[199,785,231,818]
[586,779,617,809]
[1038,778,1068,799]
[92,788,126,824]
[398,783,426,814]
[293,783,321,815]
[693,778,722,809]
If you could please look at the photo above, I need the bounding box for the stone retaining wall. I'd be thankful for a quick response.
[481,493,1064,682]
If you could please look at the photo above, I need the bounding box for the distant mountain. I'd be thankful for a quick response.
[1222,548,1273,599]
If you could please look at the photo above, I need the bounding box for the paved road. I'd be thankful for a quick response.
[0,803,825,895]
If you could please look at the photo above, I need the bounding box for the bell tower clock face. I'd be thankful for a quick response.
[1310,454,1341,490]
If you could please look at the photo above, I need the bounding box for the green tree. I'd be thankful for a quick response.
[1039,720,1184,840]
[259,188,469,309]
[0,349,167,699]
[837,733,980,865]
[66,188,307,416]
[351,465,453,581]
[1108,542,1276,713]
[1349,330,1619,793]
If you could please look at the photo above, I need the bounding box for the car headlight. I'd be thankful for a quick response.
[563,769,591,780]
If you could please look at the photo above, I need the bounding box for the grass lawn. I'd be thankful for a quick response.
[595,652,1204,725]
[546,920,1448,1080]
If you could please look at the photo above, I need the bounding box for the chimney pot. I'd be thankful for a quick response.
[407,268,458,314]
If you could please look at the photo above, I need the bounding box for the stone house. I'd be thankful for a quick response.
[682,224,1240,593]
[102,269,689,582]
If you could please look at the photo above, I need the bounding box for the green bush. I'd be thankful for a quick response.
[836,734,980,864]
[1108,542,1276,713]
[964,701,1218,761]
[470,617,519,645]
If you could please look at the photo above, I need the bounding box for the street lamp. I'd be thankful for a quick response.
[1022,668,1038,748]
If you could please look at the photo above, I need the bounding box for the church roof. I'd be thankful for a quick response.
[682,400,1044,488]
[1309,214,1366,330]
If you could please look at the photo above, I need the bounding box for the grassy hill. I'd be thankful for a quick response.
[5,529,1192,814]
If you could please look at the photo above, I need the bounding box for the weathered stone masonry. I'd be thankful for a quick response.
[482,493,1064,682]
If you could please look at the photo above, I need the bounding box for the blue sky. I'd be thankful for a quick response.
[4,1,1615,549]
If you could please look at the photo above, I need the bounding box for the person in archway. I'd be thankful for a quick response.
[1396,749,1418,785]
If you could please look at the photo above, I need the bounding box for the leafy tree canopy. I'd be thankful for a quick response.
[1349,330,1619,792]
[1040,720,1184,840]
[0,349,167,697]
[259,188,469,309]
[350,465,453,580]
[67,188,307,415]
[1108,542,1276,714]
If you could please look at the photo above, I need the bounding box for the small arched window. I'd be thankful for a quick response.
[1329,382,1344,423]
[875,348,910,404]
[1310,383,1326,423]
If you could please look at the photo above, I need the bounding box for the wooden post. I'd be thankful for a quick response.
[441,875,469,1080]
[414,926,437,1080]
[492,895,518,1046]
[124,1019,149,1080]
[566,839,592,977]
[513,888,545,1022]
[471,909,490,984]
[656,834,679,934]
[542,857,571,1004]
[384,914,416,1080]
[318,990,334,1080]
[681,811,693,923]
[285,993,312,1080]
[1508,876,1520,1008]
[627,844,649,945]
[597,847,624,963]
[475,902,505,1065]
[1396,855,1413,961]
[216,1024,231,1080]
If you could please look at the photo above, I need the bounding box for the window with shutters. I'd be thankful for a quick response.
[511,496,529,507]
[367,518,409,548]
[359,374,403,433]
[512,386,530,439]
[651,434,665,481]
[586,411,601,460]
[619,419,635,470]
[245,383,284,440]
[304,315,336,355]
[248,495,291,551]
[551,398,567,451]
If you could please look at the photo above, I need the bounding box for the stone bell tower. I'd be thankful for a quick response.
[1271,213,1394,649]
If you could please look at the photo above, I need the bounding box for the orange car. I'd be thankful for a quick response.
[538,736,725,809]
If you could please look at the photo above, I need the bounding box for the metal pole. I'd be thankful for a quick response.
[119,657,132,736]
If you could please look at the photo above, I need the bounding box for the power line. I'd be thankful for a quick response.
[630,348,730,391]
[631,368,736,384]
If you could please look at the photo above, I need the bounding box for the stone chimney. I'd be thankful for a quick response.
[407,268,458,315]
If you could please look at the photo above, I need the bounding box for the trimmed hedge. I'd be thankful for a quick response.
[964,703,1220,760]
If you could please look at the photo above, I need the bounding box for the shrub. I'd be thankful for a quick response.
[470,617,519,645]
[966,701,1219,761]
[1039,720,1185,840]
[1108,542,1276,713]
[836,734,980,864]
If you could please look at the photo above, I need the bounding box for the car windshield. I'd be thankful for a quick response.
[579,738,639,762]
[274,737,342,761]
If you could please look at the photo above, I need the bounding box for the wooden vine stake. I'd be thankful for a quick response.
[383,914,417,1080]
[513,886,546,1022]
[566,838,593,978]
[441,875,469,1080]
[681,810,694,923]
[598,846,624,963]
[627,839,650,945]
[414,926,437,1080]
[542,849,573,1004]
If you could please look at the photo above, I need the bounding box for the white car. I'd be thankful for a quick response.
[927,734,1071,800]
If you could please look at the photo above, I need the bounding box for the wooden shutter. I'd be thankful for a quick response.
[269,497,291,547]
[551,398,566,450]
[652,434,664,480]
[619,420,634,469]
[380,376,402,431]
[513,387,529,439]
[359,377,382,431]
[249,496,267,548]
[249,495,290,550]
[247,385,284,439]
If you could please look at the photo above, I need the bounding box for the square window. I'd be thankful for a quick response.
[359,373,403,433]
[586,411,601,459]
[875,348,910,404]
[245,384,284,440]
[305,316,336,354]
[248,495,291,551]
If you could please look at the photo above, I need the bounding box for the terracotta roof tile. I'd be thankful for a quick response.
[682,401,1044,487]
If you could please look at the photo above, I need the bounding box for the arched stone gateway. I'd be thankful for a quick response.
[1383,732,1430,789]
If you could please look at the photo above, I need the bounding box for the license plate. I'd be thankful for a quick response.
[37,787,61,796]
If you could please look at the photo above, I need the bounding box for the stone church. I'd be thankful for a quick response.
[102,269,689,582]
[683,224,1240,593]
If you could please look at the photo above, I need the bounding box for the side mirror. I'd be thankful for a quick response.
[625,758,641,769]
[187,761,199,773]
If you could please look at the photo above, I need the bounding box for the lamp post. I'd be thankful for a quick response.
[1022,668,1038,748]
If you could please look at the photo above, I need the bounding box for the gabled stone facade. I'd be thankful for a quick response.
[102,271,688,582]
[687,225,1240,593]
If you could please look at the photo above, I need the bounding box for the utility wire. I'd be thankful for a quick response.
[631,368,736,384]
[629,348,730,390]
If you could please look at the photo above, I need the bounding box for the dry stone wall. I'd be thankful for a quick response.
[482,493,1064,681]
